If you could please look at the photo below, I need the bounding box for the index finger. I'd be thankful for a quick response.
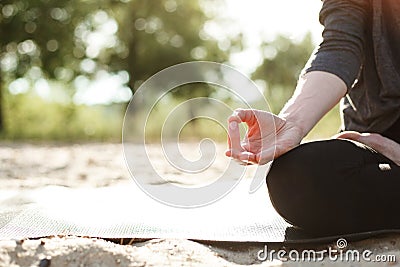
[228,120,243,153]
[227,111,241,150]
[228,109,254,125]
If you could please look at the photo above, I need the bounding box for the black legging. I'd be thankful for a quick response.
[267,138,400,236]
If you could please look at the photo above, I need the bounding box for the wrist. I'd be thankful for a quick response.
[279,112,310,140]
[278,71,346,139]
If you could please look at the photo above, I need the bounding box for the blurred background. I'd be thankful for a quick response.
[0,0,340,142]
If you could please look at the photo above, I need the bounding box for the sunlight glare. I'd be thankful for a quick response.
[211,0,323,74]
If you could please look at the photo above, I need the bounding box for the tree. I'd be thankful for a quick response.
[0,0,98,132]
[252,33,314,113]
[110,0,229,94]
[0,0,229,135]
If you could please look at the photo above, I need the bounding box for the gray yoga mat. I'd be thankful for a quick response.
[0,181,398,243]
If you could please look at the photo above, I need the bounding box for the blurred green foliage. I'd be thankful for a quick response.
[0,0,229,140]
[3,89,123,141]
[253,33,315,113]
[0,0,340,141]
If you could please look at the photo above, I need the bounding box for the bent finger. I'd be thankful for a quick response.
[228,108,254,124]
[227,120,243,153]
[237,151,257,164]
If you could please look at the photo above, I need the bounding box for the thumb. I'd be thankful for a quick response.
[334,131,381,148]
[333,131,362,141]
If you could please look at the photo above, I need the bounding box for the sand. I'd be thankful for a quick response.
[0,143,399,267]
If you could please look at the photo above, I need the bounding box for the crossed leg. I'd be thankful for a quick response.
[266,139,400,235]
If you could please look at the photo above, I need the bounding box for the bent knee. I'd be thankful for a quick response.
[265,139,360,232]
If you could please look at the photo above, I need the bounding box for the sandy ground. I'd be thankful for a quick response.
[1,143,400,267]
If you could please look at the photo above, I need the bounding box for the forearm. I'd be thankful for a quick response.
[279,0,368,139]
[279,71,347,139]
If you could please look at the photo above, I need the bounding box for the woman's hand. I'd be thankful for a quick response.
[224,72,347,165]
[225,109,304,165]
[334,131,400,166]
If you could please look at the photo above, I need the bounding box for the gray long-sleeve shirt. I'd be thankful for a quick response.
[305,0,400,134]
